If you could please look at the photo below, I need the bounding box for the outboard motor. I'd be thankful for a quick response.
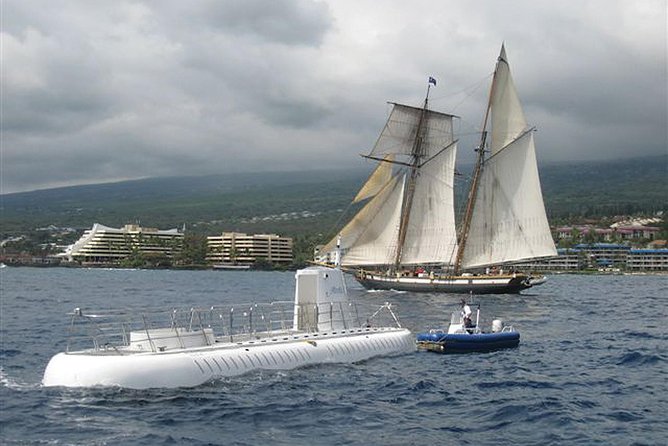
[492,319,504,333]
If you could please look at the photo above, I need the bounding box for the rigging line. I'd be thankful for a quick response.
[484,127,536,165]
[321,197,357,247]
[320,162,381,246]
[443,237,459,273]
[450,74,494,114]
[429,72,494,103]
[456,131,485,137]
[361,154,415,168]
[418,140,458,169]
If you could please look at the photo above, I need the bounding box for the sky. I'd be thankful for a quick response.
[1,0,666,194]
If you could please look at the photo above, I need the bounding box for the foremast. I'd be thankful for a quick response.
[324,77,458,268]
[392,81,433,270]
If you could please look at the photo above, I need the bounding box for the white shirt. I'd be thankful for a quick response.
[461,304,472,319]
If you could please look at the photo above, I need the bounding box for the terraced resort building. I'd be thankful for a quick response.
[65,223,183,265]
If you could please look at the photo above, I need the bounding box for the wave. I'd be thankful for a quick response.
[616,351,663,367]
[0,366,41,391]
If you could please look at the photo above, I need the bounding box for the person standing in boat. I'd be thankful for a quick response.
[460,298,473,329]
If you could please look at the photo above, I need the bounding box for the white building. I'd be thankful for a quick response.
[65,223,183,265]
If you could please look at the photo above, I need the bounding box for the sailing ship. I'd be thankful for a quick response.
[318,45,556,294]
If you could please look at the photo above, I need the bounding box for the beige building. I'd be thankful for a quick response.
[65,223,183,265]
[207,232,293,266]
[626,249,668,271]
[510,249,583,271]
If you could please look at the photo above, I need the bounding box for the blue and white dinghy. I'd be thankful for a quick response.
[43,266,413,389]
[416,305,519,354]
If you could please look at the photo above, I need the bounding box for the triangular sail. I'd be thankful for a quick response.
[400,143,459,265]
[490,45,527,155]
[353,154,395,203]
[321,174,406,266]
[460,45,556,269]
[460,132,556,269]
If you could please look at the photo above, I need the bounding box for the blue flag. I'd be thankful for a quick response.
[428,76,437,86]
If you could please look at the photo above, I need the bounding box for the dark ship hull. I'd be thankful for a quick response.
[355,271,531,294]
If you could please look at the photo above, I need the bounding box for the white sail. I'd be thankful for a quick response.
[459,45,555,269]
[321,100,456,267]
[322,45,554,278]
[342,174,405,266]
[353,154,395,203]
[369,104,455,159]
[321,174,405,266]
[399,143,459,265]
[490,45,527,155]
[460,131,556,269]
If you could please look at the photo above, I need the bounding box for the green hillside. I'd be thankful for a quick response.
[539,156,667,218]
[0,169,368,239]
[2,156,666,242]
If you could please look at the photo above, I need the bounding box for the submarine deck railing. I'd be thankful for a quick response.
[62,301,403,354]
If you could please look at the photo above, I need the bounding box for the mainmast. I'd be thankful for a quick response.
[392,79,434,270]
[454,51,502,274]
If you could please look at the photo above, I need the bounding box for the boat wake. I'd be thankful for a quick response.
[366,288,407,294]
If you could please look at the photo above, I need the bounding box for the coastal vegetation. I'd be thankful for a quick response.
[1,155,666,267]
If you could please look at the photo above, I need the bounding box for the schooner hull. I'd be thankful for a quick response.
[355,272,531,294]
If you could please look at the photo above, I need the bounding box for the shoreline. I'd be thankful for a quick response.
[2,262,666,275]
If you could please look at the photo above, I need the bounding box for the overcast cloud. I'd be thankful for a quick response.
[1,0,666,193]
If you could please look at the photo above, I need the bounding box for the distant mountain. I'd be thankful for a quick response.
[538,155,667,218]
[1,156,666,236]
[0,169,370,236]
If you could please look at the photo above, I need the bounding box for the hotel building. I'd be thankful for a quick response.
[626,249,668,271]
[207,232,293,266]
[510,249,584,271]
[511,244,668,272]
[66,223,183,265]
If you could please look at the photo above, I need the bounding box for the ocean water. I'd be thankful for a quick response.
[1,267,666,445]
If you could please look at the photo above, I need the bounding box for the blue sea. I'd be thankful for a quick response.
[1,267,666,445]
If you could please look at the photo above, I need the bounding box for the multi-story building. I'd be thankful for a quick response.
[614,226,660,240]
[626,249,668,271]
[65,223,183,265]
[517,245,668,271]
[510,249,583,271]
[555,226,616,242]
[572,243,631,268]
[555,225,660,242]
[207,232,293,266]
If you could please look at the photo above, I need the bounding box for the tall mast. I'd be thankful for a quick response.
[454,50,502,274]
[392,80,433,269]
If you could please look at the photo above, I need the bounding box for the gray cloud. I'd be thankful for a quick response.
[1,0,666,193]
[185,0,331,45]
